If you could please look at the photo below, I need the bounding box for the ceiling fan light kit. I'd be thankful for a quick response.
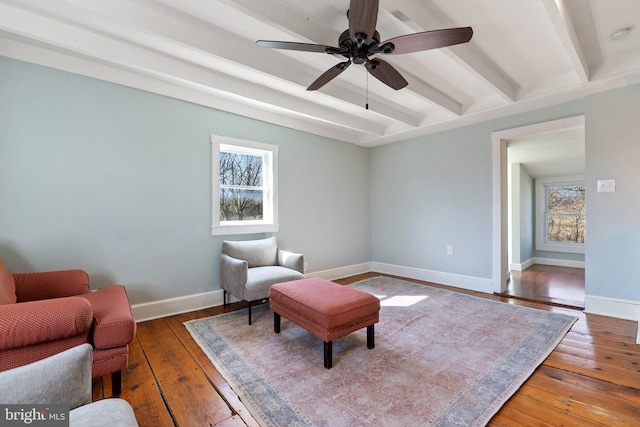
[255,0,472,92]
[609,26,634,41]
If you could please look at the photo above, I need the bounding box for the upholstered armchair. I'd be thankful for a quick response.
[221,237,305,324]
[0,257,136,396]
[0,344,138,426]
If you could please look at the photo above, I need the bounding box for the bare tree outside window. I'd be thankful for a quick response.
[211,136,278,236]
[546,184,585,244]
[219,152,264,221]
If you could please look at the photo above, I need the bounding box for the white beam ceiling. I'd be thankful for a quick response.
[1,0,639,146]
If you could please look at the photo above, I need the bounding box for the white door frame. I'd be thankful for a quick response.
[491,115,585,293]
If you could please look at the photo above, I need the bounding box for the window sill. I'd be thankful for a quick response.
[536,242,585,254]
[211,223,279,236]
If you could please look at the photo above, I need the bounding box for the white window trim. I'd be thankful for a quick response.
[535,175,585,254]
[211,135,279,236]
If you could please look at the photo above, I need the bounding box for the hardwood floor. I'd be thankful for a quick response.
[92,273,640,426]
[502,264,585,309]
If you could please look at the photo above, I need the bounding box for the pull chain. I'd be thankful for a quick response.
[366,71,369,110]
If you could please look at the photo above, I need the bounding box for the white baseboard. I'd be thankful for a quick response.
[132,263,373,322]
[134,261,573,324]
[306,262,372,280]
[510,258,534,271]
[132,290,224,323]
[585,295,640,344]
[371,262,494,294]
[132,264,640,344]
[533,257,585,269]
[510,257,585,270]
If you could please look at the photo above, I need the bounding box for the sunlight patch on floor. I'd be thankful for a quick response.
[374,294,429,307]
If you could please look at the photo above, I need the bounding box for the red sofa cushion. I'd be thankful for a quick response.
[13,270,89,302]
[0,296,93,350]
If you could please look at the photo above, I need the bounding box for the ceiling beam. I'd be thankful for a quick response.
[9,0,415,129]
[393,67,463,115]
[0,1,385,136]
[305,75,424,127]
[152,0,424,126]
[213,0,463,116]
[383,0,518,103]
[203,0,336,46]
[0,34,366,143]
[540,0,589,84]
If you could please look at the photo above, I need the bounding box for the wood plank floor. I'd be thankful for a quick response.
[500,264,586,309]
[92,273,640,426]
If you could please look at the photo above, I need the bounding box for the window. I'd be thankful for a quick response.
[535,176,585,253]
[212,136,278,235]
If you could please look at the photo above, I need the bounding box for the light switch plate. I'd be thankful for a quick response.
[597,179,616,192]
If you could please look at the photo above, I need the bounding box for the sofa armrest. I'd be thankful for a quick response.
[0,344,92,408]
[80,285,136,349]
[0,297,93,350]
[71,399,139,427]
[220,254,248,299]
[278,249,304,274]
[13,269,90,302]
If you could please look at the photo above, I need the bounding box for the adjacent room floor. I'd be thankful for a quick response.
[499,264,585,309]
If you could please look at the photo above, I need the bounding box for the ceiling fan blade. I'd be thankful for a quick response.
[307,61,351,91]
[365,58,408,90]
[382,27,473,55]
[349,0,379,44]
[256,40,342,54]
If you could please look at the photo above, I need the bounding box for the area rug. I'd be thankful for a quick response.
[184,276,577,426]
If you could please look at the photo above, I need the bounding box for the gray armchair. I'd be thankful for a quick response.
[221,237,305,324]
[0,344,138,427]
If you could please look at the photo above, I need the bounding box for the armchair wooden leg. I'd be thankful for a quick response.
[248,301,252,325]
[112,370,122,397]
[223,290,227,307]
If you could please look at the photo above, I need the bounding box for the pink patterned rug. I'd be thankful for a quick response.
[185,276,577,426]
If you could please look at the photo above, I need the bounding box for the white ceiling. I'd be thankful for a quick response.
[508,127,585,179]
[1,0,639,147]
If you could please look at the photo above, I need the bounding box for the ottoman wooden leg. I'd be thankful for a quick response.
[367,324,375,349]
[274,312,281,333]
[324,341,333,369]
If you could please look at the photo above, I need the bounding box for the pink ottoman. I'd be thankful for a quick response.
[270,277,380,369]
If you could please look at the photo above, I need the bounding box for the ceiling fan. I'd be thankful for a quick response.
[256,0,473,91]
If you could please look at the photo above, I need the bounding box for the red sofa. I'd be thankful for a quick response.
[0,257,136,396]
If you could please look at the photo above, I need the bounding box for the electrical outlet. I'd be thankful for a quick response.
[446,245,454,255]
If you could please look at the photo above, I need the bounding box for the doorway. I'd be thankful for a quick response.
[491,116,586,308]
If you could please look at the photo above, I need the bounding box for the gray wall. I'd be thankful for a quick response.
[371,86,638,305]
[519,164,535,263]
[509,162,535,266]
[0,57,371,304]
[511,163,584,266]
[3,55,639,307]
[585,83,640,301]
[509,163,522,266]
[371,127,493,278]
[370,101,585,281]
